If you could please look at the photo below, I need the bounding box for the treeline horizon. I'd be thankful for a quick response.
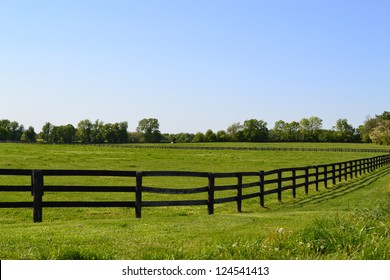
[1,111,389,145]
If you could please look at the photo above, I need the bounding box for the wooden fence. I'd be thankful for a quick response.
[1,154,390,222]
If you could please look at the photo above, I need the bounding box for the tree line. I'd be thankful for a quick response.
[0,111,389,145]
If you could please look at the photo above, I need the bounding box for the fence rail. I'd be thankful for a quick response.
[1,154,390,222]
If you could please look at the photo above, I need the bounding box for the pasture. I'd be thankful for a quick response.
[0,143,389,259]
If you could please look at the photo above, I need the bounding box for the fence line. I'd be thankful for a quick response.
[96,144,390,153]
[1,154,390,222]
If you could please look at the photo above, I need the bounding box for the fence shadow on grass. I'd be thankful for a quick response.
[288,166,390,208]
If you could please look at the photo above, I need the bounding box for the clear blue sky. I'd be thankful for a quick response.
[1,0,389,133]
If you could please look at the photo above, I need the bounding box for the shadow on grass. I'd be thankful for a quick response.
[289,167,390,208]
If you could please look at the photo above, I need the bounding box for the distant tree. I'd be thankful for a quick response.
[0,127,10,141]
[334,119,356,142]
[299,116,323,141]
[91,120,105,143]
[370,119,390,145]
[361,112,390,145]
[227,122,243,142]
[117,122,129,143]
[128,131,142,143]
[242,119,269,142]
[376,111,390,120]
[57,124,76,143]
[216,130,228,142]
[205,129,217,142]
[137,118,161,143]
[272,120,288,141]
[21,126,37,143]
[9,121,24,141]
[173,133,194,143]
[193,132,205,142]
[77,119,93,143]
[41,122,54,143]
[0,119,11,130]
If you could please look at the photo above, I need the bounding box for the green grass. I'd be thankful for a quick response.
[0,143,389,260]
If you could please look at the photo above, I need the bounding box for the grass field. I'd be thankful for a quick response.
[0,143,389,260]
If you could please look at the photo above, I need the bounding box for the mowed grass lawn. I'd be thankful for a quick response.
[0,143,389,260]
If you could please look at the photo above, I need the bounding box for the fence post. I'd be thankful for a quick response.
[277,169,282,202]
[331,164,336,186]
[349,161,353,179]
[237,173,243,213]
[323,165,328,188]
[315,166,319,192]
[32,170,44,223]
[292,169,296,198]
[135,171,143,218]
[259,171,265,207]
[208,173,215,215]
[304,167,309,195]
[344,162,348,181]
[363,159,367,174]
[338,163,342,182]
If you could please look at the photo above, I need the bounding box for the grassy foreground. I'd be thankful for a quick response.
[0,143,389,259]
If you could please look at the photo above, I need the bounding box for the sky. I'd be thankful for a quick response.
[1,0,389,133]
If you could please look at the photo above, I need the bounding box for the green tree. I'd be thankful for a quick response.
[137,118,161,143]
[57,124,76,143]
[299,116,323,141]
[334,119,356,142]
[216,130,228,142]
[272,120,288,141]
[0,127,10,141]
[21,126,37,143]
[370,119,390,145]
[9,121,24,141]
[193,132,205,142]
[205,129,217,142]
[41,122,54,143]
[91,120,105,143]
[242,119,269,142]
[77,119,93,143]
[227,122,243,142]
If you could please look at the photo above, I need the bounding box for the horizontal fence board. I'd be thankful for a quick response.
[142,200,207,207]
[42,170,137,177]
[215,196,237,204]
[263,189,279,195]
[142,186,208,194]
[264,178,279,185]
[0,186,31,192]
[242,192,261,200]
[0,169,32,176]
[263,170,279,176]
[141,171,209,177]
[281,177,294,182]
[42,201,136,208]
[242,182,260,188]
[214,184,237,191]
[44,186,136,193]
[213,172,239,178]
[0,202,33,208]
[281,185,293,191]
[239,172,260,177]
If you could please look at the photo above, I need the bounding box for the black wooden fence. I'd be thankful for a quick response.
[1,154,390,222]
